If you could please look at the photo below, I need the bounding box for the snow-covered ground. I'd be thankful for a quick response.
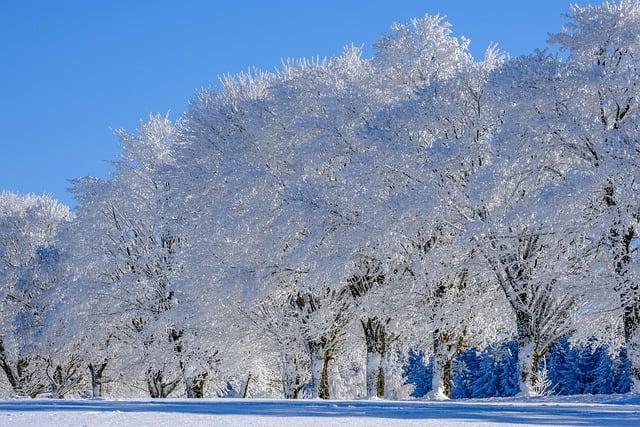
[1,395,640,426]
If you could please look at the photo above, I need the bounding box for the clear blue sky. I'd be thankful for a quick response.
[0,0,591,206]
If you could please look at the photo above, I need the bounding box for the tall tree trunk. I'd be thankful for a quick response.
[430,332,456,399]
[365,351,383,398]
[319,351,331,400]
[308,342,324,399]
[516,339,539,396]
[378,355,388,398]
[515,310,544,396]
[281,354,303,399]
[306,340,332,399]
[362,318,387,398]
[430,353,453,399]
[88,362,108,398]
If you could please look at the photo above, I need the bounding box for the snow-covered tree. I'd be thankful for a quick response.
[548,0,640,390]
[3,0,640,402]
[0,193,70,397]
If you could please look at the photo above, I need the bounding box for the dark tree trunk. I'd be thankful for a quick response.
[47,361,82,399]
[146,368,180,398]
[362,317,387,398]
[442,358,452,397]
[88,362,108,398]
[185,373,207,398]
[376,358,385,398]
[0,343,46,397]
[319,351,331,400]
[514,309,550,395]
[242,373,252,398]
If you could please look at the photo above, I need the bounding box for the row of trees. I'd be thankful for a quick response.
[1,0,640,400]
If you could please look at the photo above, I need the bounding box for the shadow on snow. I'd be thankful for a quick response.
[1,398,640,426]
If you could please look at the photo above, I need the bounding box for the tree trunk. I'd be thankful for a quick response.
[146,368,179,398]
[362,317,387,398]
[281,354,303,399]
[0,345,45,398]
[430,333,456,399]
[47,361,82,399]
[0,361,39,397]
[431,353,453,399]
[147,369,161,398]
[88,362,108,398]
[242,373,252,398]
[366,351,384,398]
[515,310,542,396]
[616,226,640,391]
[516,339,539,396]
[377,356,386,398]
[319,351,331,400]
[624,301,640,391]
[185,372,207,398]
[308,343,324,399]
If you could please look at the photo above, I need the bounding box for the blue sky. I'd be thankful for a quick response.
[0,0,591,206]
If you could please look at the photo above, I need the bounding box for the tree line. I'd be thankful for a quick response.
[1,1,640,400]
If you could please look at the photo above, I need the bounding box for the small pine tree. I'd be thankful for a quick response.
[453,349,480,398]
[549,339,580,395]
[471,352,498,398]
[578,343,599,394]
[613,348,631,394]
[592,346,614,395]
[495,341,519,397]
[531,359,556,396]
[451,358,470,399]
[404,350,431,398]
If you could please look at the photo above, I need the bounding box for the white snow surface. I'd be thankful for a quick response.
[1,395,639,426]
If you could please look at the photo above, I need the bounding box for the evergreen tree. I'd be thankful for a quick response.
[592,346,614,394]
[496,341,519,397]
[578,344,598,395]
[471,351,498,398]
[451,357,470,399]
[404,350,431,398]
[613,348,631,394]
[549,339,581,395]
